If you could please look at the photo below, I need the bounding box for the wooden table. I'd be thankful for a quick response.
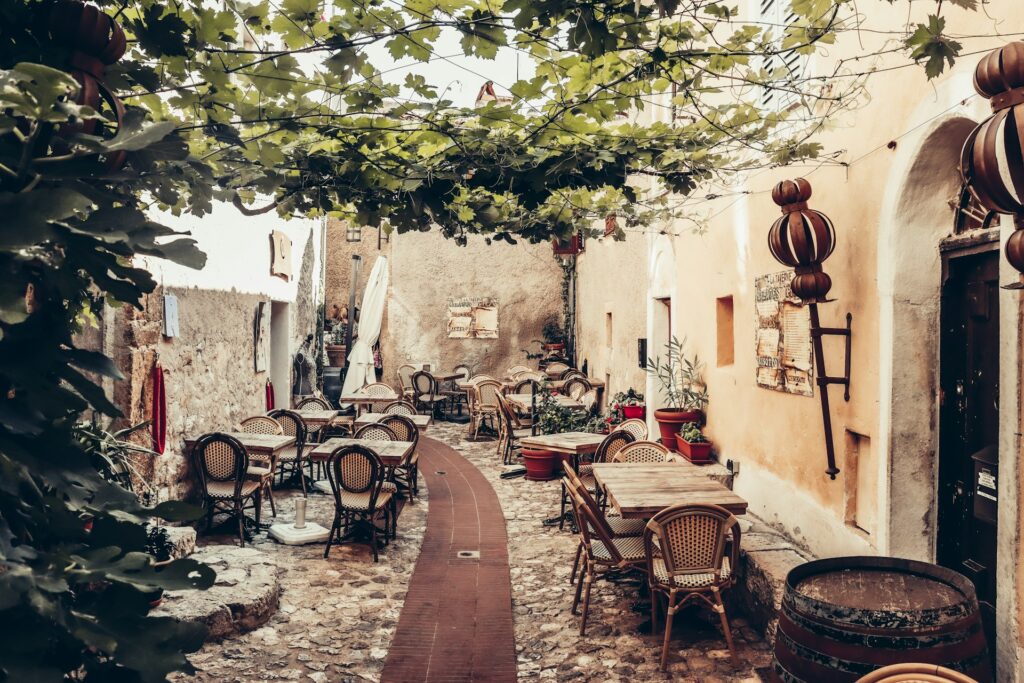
[546,378,605,390]
[355,412,432,430]
[592,463,748,518]
[338,394,399,406]
[293,409,340,427]
[519,431,607,456]
[431,371,464,382]
[506,393,583,413]
[308,438,415,466]
[184,432,294,458]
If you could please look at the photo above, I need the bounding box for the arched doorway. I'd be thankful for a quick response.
[646,234,677,434]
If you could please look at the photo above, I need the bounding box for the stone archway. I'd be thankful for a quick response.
[877,115,979,562]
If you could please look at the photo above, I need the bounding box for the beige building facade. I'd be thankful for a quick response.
[576,2,1024,678]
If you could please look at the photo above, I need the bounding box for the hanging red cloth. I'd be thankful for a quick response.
[265,379,275,411]
[151,361,166,454]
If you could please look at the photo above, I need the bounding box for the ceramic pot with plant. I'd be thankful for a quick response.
[676,422,713,464]
[645,337,709,450]
[540,315,566,352]
[611,388,645,420]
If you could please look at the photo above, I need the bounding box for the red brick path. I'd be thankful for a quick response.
[380,437,517,682]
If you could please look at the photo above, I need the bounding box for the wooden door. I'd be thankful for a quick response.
[938,248,999,663]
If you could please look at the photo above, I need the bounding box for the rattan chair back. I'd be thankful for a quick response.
[595,430,636,463]
[269,409,307,444]
[382,400,417,416]
[513,378,540,394]
[563,469,616,539]
[644,503,737,581]
[452,364,471,382]
[296,396,331,410]
[616,418,648,440]
[855,664,979,683]
[518,370,546,382]
[466,374,496,385]
[566,484,624,565]
[507,365,531,376]
[560,368,585,381]
[613,440,672,463]
[411,370,436,397]
[354,423,399,441]
[475,379,502,411]
[579,389,599,411]
[325,445,385,510]
[193,433,248,497]
[378,415,418,444]
[563,377,592,400]
[362,382,396,398]
[397,364,416,392]
[240,415,284,435]
[546,361,570,376]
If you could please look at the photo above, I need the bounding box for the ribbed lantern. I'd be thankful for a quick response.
[961,41,1024,277]
[768,178,837,302]
[47,0,128,169]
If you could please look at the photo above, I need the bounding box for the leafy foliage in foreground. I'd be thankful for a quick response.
[0,63,215,682]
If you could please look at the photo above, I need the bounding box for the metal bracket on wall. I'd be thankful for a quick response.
[813,311,853,402]
[809,309,853,480]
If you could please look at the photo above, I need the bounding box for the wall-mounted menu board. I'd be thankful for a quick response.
[754,271,813,397]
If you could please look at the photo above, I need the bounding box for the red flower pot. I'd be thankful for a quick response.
[653,408,702,452]
[676,438,713,464]
[622,405,645,420]
[522,448,558,481]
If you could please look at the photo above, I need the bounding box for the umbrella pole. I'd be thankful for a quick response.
[344,255,362,383]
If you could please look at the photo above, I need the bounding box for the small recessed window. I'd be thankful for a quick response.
[605,312,613,348]
[716,296,735,367]
[346,223,362,242]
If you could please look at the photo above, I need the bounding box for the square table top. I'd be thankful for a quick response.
[308,438,414,466]
[592,463,748,518]
[546,378,606,390]
[354,412,432,429]
[519,431,606,455]
[338,393,399,404]
[293,409,340,426]
[431,371,465,382]
[506,393,583,413]
[184,432,294,456]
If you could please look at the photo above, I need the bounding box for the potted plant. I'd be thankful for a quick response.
[611,389,645,420]
[326,322,347,366]
[539,315,565,353]
[646,336,709,451]
[676,422,713,464]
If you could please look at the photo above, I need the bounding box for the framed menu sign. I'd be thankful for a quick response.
[754,271,813,397]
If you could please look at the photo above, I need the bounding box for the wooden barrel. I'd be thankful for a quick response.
[771,557,991,683]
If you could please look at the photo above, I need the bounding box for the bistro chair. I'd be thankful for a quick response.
[412,370,448,417]
[560,368,586,381]
[563,377,592,401]
[563,468,646,583]
[616,418,648,441]
[579,388,600,412]
[472,379,503,439]
[565,484,647,636]
[397,364,417,400]
[380,414,420,502]
[382,400,417,416]
[323,445,393,562]
[268,409,309,496]
[495,392,531,465]
[193,433,262,547]
[561,430,635,521]
[517,370,546,382]
[643,503,741,670]
[239,415,283,517]
[612,440,672,464]
[546,361,570,376]
[512,377,541,395]
[856,664,980,683]
[363,382,395,397]
[296,396,331,410]
[507,365,531,376]
[441,364,472,415]
[354,422,399,442]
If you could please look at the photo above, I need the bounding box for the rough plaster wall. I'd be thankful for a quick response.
[383,231,562,382]
[290,231,319,392]
[575,230,648,401]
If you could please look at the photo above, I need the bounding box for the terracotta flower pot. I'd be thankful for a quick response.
[622,405,645,420]
[522,448,558,481]
[326,344,346,367]
[653,408,702,451]
[676,438,713,464]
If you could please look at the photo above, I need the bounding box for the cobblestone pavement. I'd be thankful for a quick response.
[434,421,772,682]
[180,481,428,682]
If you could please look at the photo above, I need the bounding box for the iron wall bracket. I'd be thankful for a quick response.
[808,308,853,480]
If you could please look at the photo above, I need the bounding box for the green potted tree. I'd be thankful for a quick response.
[646,337,709,450]
[540,315,565,353]
[676,422,713,464]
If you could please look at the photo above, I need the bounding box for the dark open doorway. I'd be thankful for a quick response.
[938,247,999,670]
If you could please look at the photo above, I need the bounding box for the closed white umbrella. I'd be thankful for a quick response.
[341,255,389,400]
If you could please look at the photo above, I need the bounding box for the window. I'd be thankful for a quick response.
[755,0,806,113]
[605,312,613,348]
[716,296,735,367]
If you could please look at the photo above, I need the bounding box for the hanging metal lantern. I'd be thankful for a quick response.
[767,178,851,481]
[46,0,128,169]
[961,41,1024,281]
[767,178,837,302]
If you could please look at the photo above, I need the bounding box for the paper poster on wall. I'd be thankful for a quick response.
[254,301,270,372]
[447,297,498,339]
[754,271,813,396]
[270,230,292,281]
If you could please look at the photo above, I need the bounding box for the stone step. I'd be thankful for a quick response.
[153,545,281,642]
[164,525,197,559]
